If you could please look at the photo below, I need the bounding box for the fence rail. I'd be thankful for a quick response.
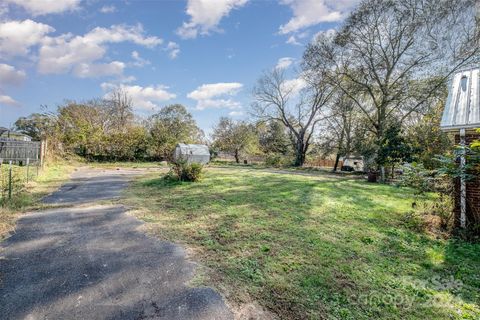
[0,140,42,164]
[306,158,342,168]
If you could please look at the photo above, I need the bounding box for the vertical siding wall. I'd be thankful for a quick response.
[0,140,41,164]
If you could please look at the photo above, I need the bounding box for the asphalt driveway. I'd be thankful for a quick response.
[0,168,232,320]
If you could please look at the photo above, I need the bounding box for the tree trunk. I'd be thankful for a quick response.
[234,150,240,163]
[333,153,342,172]
[376,125,386,183]
[333,129,345,172]
[294,139,305,167]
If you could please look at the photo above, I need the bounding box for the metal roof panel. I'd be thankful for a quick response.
[441,67,480,131]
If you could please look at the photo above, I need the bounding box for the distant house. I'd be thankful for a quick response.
[0,130,32,142]
[173,143,210,164]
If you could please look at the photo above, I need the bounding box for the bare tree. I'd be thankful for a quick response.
[322,92,363,172]
[105,88,134,131]
[304,0,479,179]
[252,69,334,166]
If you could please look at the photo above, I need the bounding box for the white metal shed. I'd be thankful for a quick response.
[173,143,210,164]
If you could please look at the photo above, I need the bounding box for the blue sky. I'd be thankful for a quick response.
[0,0,358,134]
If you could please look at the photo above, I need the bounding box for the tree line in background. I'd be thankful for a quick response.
[12,0,479,179]
[14,91,205,162]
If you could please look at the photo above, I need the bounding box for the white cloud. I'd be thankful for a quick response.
[176,0,248,39]
[100,5,116,13]
[73,61,125,78]
[38,34,104,74]
[0,63,26,86]
[38,24,162,77]
[5,0,81,16]
[282,77,307,96]
[229,110,244,116]
[83,24,162,48]
[188,82,243,100]
[0,19,54,57]
[276,57,294,70]
[101,83,176,110]
[118,75,137,84]
[131,51,150,67]
[285,30,309,46]
[0,20,161,78]
[187,82,243,110]
[0,94,20,107]
[279,0,359,34]
[286,35,301,46]
[196,98,241,110]
[165,41,180,59]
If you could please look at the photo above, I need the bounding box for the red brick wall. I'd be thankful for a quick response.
[454,133,480,231]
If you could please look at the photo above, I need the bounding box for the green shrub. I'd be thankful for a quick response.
[399,163,436,194]
[400,163,454,231]
[181,162,203,181]
[265,154,291,167]
[167,160,203,182]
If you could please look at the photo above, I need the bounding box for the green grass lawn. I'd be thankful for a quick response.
[126,167,479,320]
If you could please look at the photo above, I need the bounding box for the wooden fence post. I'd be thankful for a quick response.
[26,158,30,183]
[40,140,45,169]
[8,160,12,200]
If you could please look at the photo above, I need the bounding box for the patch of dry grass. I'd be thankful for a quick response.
[0,161,76,238]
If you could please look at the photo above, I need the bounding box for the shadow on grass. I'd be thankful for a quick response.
[132,169,480,319]
[0,205,230,319]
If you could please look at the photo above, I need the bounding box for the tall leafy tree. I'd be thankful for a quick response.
[377,123,414,178]
[14,111,53,141]
[148,104,203,160]
[212,117,258,163]
[257,120,291,155]
[405,89,452,169]
[55,101,107,158]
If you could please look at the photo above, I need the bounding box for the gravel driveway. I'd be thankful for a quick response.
[0,168,232,320]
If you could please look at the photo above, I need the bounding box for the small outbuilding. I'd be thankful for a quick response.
[173,143,210,164]
[342,156,364,172]
[440,67,480,231]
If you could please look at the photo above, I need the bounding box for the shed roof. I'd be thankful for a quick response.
[176,143,210,155]
[440,67,480,131]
